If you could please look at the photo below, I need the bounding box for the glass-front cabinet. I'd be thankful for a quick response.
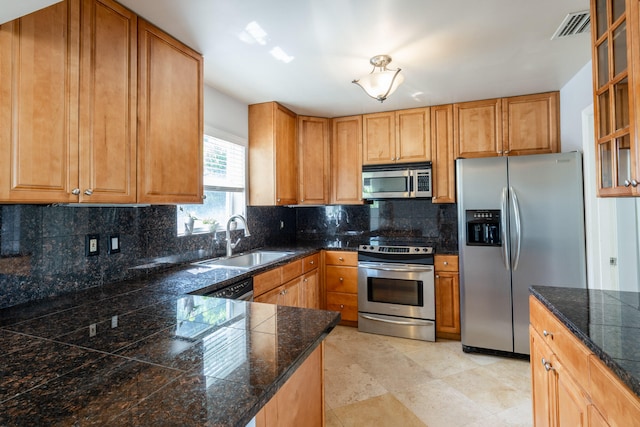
[591,0,640,196]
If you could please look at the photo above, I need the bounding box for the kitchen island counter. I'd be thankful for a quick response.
[530,285,640,399]
[0,270,340,425]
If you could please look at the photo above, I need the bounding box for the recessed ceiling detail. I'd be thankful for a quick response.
[552,10,591,39]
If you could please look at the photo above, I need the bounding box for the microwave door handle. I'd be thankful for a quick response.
[409,170,415,197]
[501,187,510,271]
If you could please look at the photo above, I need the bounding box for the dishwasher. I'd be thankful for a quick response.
[191,277,254,301]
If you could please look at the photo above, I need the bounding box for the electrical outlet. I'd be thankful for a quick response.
[111,315,118,328]
[85,234,99,257]
[108,234,120,254]
[89,323,97,337]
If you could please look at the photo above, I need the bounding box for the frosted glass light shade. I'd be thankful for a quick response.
[352,55,404,102]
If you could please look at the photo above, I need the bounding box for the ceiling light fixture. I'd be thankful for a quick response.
[352,55,404,102]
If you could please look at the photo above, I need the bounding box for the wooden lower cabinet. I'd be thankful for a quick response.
[434,255,460,339]
[530,296,640,427]
[323,250,358,325]
[253,254,320,309]
[256,344,324,427]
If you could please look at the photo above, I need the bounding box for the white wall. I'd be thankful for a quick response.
[203,84,248,141]
[560,61,593,153]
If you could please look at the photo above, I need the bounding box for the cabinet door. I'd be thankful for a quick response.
[591,0,638,196]
[396,107,431,163]
[554,355,589,427]
[331,116,363,204]
[298,116,329,204]
[0,0,80,203]
[281,277,301,307]
[326,292,358,322]
[362,112,395,164]
[530,326,553,427]
[137,19,203,204]
[274,105,298,205]
[255,286,281,305]
[502,92,559,156]
[301,269,320,309]
[431,104,456,203]
[454,98,502,158]
[435,271,460,338]
[78,0,136,203]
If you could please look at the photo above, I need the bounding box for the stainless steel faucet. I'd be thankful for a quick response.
[226,214,251,257]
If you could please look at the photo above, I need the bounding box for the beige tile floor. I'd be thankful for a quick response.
[324,326,533,427]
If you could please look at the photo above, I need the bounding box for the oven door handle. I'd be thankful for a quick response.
[359,265,433,273]
[359,314,434,326]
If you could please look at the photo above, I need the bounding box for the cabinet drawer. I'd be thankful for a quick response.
[434,254,458,272]
[326,292,358,322]
[529,297,590,390]
[589,355,640,426]
[282,259,303,283]
[303,253,319,273]
[325,266,358,293]
[324,250,357,266]
[254,268,282,296]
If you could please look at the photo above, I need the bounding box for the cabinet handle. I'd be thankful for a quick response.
[84,189,93,196]
[541,358,554,372]
[543,330,553,338]
[71,188,80,195]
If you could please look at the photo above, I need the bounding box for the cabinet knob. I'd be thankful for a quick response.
[277,198,281,202]
[338,257,344,261]
[84,189,93,196]
[624,179,638,187]
[340,304,344,309]
[339,277,343,282]
[541,358,554,372]
[497,150,503,154]
[309,261,315,265]
[504,150,510,154]
[71,188,80,195]
[443,261,448,265]
[304,278,308,283]
[542,330,553,338]
[436,274,440,279]
[202,194,207,200]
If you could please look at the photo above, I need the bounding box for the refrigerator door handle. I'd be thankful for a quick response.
[501,187,510,271]
[510,186,522,270]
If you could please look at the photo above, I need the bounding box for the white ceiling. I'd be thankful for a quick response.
[4,0,592,118]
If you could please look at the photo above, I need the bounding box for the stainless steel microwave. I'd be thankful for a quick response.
[362,163,432,199]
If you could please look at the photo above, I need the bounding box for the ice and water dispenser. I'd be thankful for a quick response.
[466,210,501,246]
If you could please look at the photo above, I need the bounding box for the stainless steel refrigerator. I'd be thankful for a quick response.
[456,152,587,356]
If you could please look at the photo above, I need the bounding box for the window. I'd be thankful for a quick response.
[177,133,246,235]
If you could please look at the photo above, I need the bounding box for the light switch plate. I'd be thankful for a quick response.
[85,234,99,257]
[108,234,120,254]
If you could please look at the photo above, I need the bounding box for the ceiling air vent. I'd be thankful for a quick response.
[551,10,591,39]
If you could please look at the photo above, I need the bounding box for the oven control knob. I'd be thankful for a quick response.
[415,248,420,252]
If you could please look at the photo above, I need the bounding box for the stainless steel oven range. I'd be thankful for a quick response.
[357,241,435,341]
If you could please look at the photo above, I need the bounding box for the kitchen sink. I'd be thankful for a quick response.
[192,250,294,270]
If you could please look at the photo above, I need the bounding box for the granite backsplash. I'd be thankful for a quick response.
[0,200,457,309]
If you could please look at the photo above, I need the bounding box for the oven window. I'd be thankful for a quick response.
[367,277,423,306]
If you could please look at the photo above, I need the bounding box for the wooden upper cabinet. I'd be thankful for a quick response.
[298,116,330,205]
[502,91,559,156]
[362,112,395,164]
[331,115,363,204]
[79,0,137,203]
[362,108,431,165]
[137,18,203,204]
[396,107,431,163]
[591,0,640,196]
[0,0,80,203]
[454,98,503,158]
[248,102,297,206]
[431,105,456,203]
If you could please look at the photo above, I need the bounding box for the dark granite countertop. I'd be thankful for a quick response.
[530,286,640,399]
[0,247,341,426]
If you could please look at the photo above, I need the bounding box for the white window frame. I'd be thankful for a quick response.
[177,127,247,236]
